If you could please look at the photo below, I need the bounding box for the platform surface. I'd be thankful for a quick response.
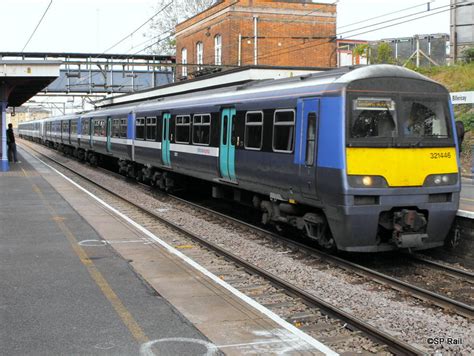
[1,147,330,355]
[0,154,213,355]
[460,177,474,214]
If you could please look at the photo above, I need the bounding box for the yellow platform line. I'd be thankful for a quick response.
[23,169,148,344]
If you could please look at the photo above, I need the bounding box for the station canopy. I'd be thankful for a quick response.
[0,60,61,106]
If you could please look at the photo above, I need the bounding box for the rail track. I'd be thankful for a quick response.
[20,141,428,355]
[167,194,474,319]
[408,253,474,281]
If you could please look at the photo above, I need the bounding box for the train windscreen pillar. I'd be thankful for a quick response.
[0,100,8,172]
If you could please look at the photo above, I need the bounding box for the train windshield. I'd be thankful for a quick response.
[351,98,397,139]
[349,95,452,146]
[400,98,449,138]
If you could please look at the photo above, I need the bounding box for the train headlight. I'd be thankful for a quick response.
[423,173,458,187]
[348,175,388,188]
[362,176,373,186]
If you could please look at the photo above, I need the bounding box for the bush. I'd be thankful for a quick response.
[462,47,474,63]
[457,110,474,131]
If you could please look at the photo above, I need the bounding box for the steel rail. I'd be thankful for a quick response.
[20,141,422,356]
[169,194,474,320]
[410,254,474,282]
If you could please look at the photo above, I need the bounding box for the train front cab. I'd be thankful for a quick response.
[323,74,460,252]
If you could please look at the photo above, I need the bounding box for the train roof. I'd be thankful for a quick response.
[20,65,443,124]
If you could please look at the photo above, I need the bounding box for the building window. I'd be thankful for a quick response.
[175,115,191,143]
[192,114,211,145]
[214,35,222,65]
[273,110,295,153]
[244,111,263,150]
[196,42,203,70]
[181,48,187,77]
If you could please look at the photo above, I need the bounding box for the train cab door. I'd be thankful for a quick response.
[219,107,237,182]
[295,98,319,198]
[161,113,171,167]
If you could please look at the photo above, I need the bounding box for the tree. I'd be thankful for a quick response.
[374,42,395,64]
[144,0,217,55]
[352,44,370,64]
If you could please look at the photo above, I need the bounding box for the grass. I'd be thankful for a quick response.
[460,131,473,176]
[415,62,474,92]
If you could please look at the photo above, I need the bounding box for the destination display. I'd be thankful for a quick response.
[354,98,395,111]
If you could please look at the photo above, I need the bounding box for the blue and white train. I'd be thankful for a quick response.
[20,65,462,252]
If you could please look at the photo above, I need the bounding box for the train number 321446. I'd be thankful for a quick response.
[430,152,451,159]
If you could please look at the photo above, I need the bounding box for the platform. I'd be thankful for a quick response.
[460,177,474,216]
[0,148,332,355]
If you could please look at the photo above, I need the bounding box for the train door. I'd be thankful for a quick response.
[67,120,72,145]
[295,98,319,198]
[161,113,171,167]
[106,117,112,152]
[219,107,237,182]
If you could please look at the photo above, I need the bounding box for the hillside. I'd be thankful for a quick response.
[417,63,473,176]
[417,62,474,92]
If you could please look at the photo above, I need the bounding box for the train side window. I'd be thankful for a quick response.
[136,118,145,140]
[273,109,295,153]
[82,119,90,135]
[306,113,317,166]
[146,117,157,141]
[62,121,69,135]
[175,115,191,144]
[93,119,100,136]
[102,120,107,136]
[192,114,210,145]
[112,119,121,138]
[244,111,263,150]
[222,115,228,145]
[120,118,128,138]
[71,121,78,135]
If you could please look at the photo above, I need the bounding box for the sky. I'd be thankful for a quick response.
[0,0,453,54]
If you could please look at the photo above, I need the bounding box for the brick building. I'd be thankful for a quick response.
[175,0,337,79]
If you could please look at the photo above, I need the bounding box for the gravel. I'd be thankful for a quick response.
[23,142,474,355]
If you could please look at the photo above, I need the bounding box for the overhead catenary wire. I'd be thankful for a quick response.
[173,0,448,68]
[240,1,470,65]
[72,2,175,92]
[21,0,53,52]
[337,1,453,37]
[247,2,453,63]
[101,0,173,54]
[337,1,435,29]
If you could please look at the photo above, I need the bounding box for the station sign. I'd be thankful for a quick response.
[450,91,474,105]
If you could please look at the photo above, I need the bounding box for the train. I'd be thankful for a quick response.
[19,64,462,252]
